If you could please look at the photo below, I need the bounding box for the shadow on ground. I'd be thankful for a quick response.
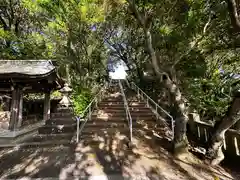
[0,120,237,180]
[0,88,238,180]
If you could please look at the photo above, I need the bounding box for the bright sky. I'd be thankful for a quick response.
[109,61,127,79]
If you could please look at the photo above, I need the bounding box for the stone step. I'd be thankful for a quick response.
[97,106,125,110]
[80,132,128,140]
[92,111,154,117]
[54,107,72,113]
[84,122,150,129]
[76,136,130,147]
[0,140,72,148]
[97,105,148,110]
[81,127,129,134]
[86,119,126,124]
[50,116,76,121]
[100,101,124,105]
[98,102,146,107]
[96,108,152,113]
[46,119,76,125]
[85,122,127,128]
[91,116,156,121]
[29,133,74,142]
[87,118,157,126]
[38,124,76,134]
[102,97,123,101]
[98,105,149,109]
[100,100,144,103]
[51,112,73,118]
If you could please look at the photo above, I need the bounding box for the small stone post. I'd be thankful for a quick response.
[59,83,72,107]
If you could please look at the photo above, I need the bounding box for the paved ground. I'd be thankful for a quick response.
[0,124,238,180]
[0,89,238,180]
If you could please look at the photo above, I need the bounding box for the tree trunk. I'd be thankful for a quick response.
[144,29,160,75]
[65,64,71,85]
[135,62,144,85]
[234,120,240,131]
[226,0,240,32]
[164,76,189,154]
[144,27,189,154]
[207,94,240,165]
[145,28,189,153]
[127,0,190,154]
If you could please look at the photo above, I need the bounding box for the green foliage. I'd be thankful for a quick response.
[24,93,44,100]
[51,91,62,99]
[185,70,237,120]
[72,88,93,116]
[0,0,239,124]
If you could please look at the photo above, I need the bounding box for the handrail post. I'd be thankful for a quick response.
[129,81,175,141]
[76,117,80,143]
[130,120,132,142]
[155,104,158,118]
[99,90,101,102]
[89,105,91,121]
[171,118,174,140]
[118,79,133,143]
[75,83,108,143]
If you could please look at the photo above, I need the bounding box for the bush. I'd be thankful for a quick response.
[186,74,233,121]
[72,88,93,116]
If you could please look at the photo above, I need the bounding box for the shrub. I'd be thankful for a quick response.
[72,88,93,116]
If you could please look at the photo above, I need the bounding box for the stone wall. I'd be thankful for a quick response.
[0,111,10,130]
[187,120,240,159]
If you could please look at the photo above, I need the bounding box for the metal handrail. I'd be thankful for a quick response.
[118,79,133,142]
[76,82,109,143]
[130,82,174,140]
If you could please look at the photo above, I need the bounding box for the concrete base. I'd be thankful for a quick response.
[0,121,44,145]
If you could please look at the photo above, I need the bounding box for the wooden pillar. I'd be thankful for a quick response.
[9,86,23,131]
[43,91,51,121]
[16,91,23,128]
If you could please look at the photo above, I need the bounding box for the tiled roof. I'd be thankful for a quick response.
[0,60,55,77]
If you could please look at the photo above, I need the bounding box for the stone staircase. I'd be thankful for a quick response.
[25,106,76,146]
[0,83,162,150]
[78,85,158,146]
[39,107,76,134]
[70,85,172,179]
[0,106,76,148]
[0,84,176,180]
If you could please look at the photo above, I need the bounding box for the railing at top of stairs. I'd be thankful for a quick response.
[75,81,110,143]
[118,79,133,142]
[130,81,175,140]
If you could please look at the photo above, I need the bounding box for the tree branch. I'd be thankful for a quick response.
[203,14,212,34]
[166,0,178,15]
[172,13,213,69]
[0,15,8,30]
[126,0,145,27]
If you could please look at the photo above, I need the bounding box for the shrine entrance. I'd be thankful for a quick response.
[0,60,64,140]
